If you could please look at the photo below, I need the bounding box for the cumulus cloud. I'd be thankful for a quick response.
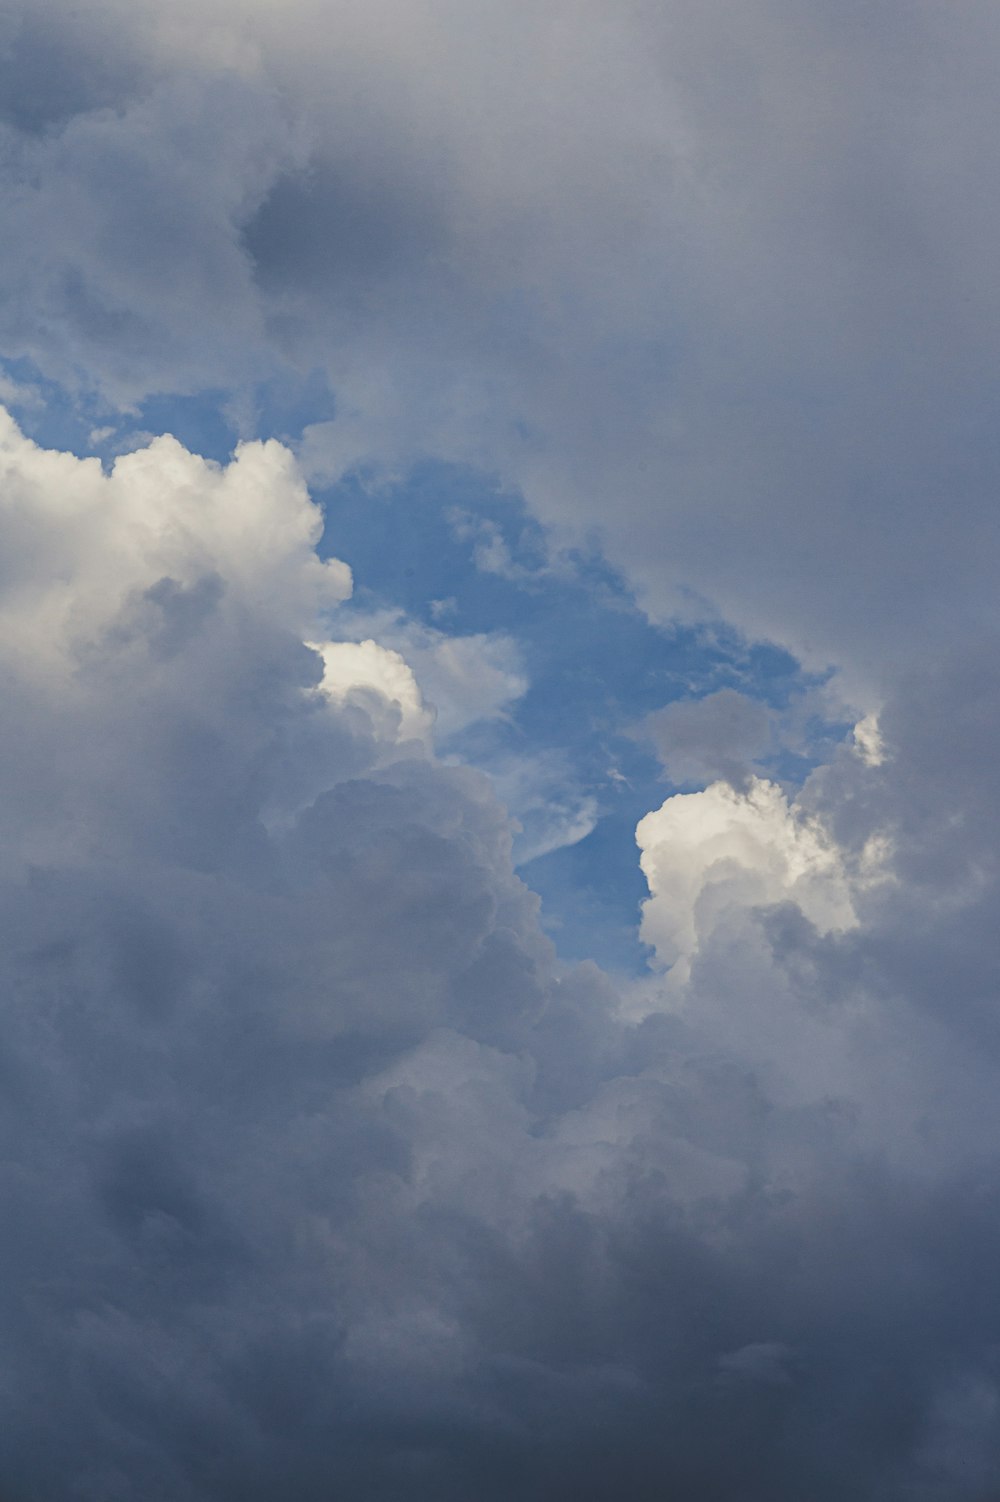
[636,775,858,983]
[6,6,1000,1498]
[0,414,996,1499]
[312,638,434,750]
[330,610,528,743]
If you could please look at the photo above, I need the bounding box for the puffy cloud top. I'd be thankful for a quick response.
[637,776,858,981]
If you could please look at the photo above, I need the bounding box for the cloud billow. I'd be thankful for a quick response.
[4,3,1000,1496]
[5,1,1000,685]
[0,416,994,1499]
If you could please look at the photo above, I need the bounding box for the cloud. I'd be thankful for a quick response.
[487,748,600,867]
[638,687,774,788]
[312,638,434,750]
[330,610,529,743]
[6,9,1000,1498]
[5,1,1000,690]
[636,775,858,985]
[0,414,999,1498]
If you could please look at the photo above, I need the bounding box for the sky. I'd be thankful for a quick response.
[3,2,1000,1497]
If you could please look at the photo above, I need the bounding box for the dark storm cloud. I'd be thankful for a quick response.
[243,160,445,294]
[0,418,995,1500]
[4,4,1000,1498]
[0,3,147,134]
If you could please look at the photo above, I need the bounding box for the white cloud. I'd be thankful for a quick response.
[0,407,350,677]
[637,776,857,983]
[312,637,433,748]
[336,611,528,742]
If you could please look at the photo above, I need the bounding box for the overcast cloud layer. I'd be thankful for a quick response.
[4,4,1000,1499]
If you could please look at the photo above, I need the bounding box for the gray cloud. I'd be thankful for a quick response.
[5,1,1000,687]
[638,687,774,787]
[4,6,1000,1496]
[0,420,993,1499]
